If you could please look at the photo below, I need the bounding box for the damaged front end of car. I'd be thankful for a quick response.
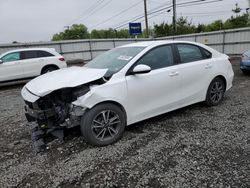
[23,85,92,152]
[21,67,109,153]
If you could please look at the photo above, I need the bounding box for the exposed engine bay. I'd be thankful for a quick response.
[24,77,108,153]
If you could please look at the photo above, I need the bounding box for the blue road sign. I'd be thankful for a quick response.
[129,23,142,36]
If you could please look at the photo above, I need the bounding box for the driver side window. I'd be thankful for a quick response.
[1,52,21,63]
[135,45,174,70]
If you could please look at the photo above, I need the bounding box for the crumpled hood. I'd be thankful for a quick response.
[24,67,108,97]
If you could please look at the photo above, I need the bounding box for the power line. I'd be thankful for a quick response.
[112,0,223,29]
[53,0,110,37]
[91,0,173,30]
[115,8,230,30]
[111,2,173,29]
[115,9,171,29]
[180,10,232,15]
[147,0,172,14]
[80,0,113,23]
[89,1,142,29]
[66,0,106,26]
[112,0,205,29]
[89,0,177,30]
[180,0,223,6]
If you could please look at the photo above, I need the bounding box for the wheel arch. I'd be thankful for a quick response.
[41,64,59,74]
[205,75,227,106]
[213,75,227,91]
[207,75,227,93]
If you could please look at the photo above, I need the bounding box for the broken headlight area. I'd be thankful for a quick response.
[24,85,89,153]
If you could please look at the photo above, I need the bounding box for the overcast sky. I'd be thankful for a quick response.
[0,0,249,44]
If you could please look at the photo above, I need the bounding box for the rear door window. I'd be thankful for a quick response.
[176,44,204,63]
[37,51,54,57]
[21,51,39,59]
[201,48,212,58]
[1,52,21,62]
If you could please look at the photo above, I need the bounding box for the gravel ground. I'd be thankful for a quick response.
[0,60,249,188]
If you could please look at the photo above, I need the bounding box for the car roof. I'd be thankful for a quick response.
[0,48,58,57]
[2,48,55,54]
[119,40,221,56]
[120,40,203,48]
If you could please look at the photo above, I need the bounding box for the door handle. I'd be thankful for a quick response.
[169,72,179,77]
[205,64,212,69]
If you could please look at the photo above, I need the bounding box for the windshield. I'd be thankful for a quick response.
[84,47,145,73]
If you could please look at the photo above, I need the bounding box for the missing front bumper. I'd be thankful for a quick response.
[24,105,56,122]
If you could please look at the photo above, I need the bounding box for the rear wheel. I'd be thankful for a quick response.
[41,66,58,74]
[205,77,226,106]
[81,103,126,146]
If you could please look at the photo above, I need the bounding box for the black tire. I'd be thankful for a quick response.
[41,66,58,74]
[81,103,126,146]
[241,69,250,75]
[205,77,226,106]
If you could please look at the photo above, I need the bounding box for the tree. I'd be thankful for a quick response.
[51,3,250,41]
[153,13,249,38]
[154,17,195,37]
[52,24,89,41]
[195,23,206,33]
[175,17,196,35]
[154,22,172,37]
[117,29,131,38]
[204,20,223,32]
[224,13,249,29]
[90,28,131,39]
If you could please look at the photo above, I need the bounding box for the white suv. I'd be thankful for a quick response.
[0,48,67,82]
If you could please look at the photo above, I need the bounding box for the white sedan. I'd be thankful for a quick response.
[21,41,234,147]
[0,48,67,82]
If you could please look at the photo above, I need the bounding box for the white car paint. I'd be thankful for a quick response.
[24,67,107,97]
[0,48,67,82]
[22,40,234,125]
[0,58,23,81]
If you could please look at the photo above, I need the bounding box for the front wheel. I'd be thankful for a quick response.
[81,103,126,146]
[205,77,226,106]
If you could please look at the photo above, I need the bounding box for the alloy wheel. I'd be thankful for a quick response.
[91,110,121,141]
[210,81,224,103]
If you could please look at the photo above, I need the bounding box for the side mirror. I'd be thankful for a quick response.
[131,64,151,75]
[0,60,3,64]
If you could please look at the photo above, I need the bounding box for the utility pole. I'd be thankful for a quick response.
[172,0,177,34]
[64,26,70,31]
[144,0,149,38]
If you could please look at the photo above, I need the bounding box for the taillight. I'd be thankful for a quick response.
[59,57,65,61]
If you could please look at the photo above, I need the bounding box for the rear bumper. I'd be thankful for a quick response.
[240,65,250,70]
[240,60,250,70]
[226,67,234,91]
[58,62,67,69]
